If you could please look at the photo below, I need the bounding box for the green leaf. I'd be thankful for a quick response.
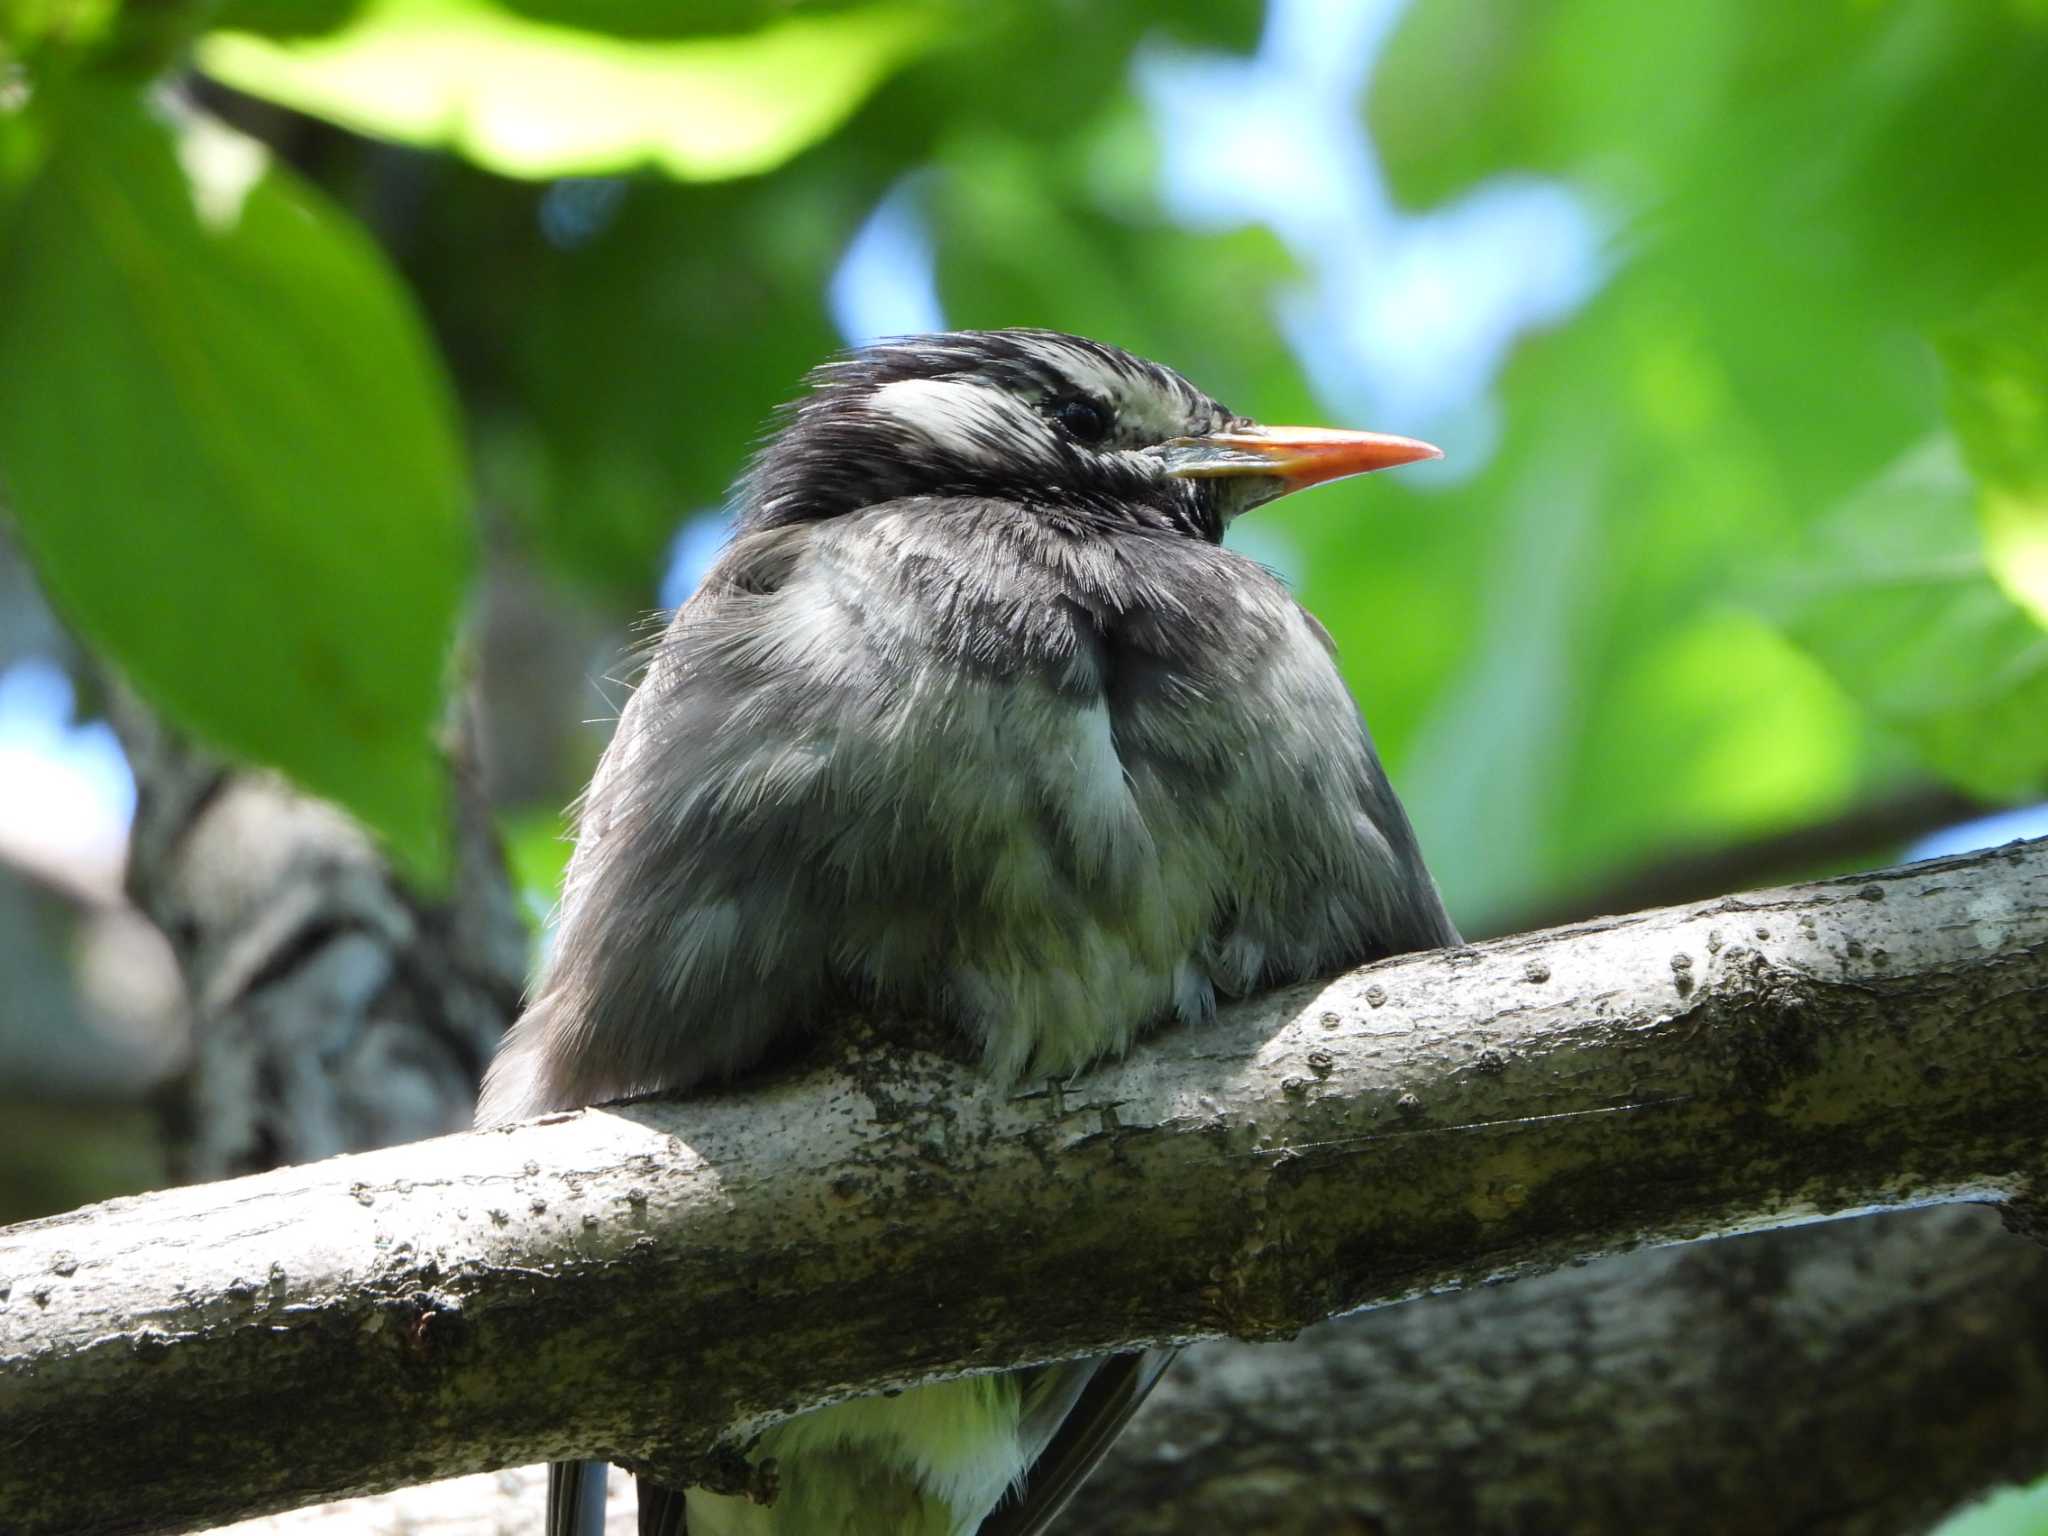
[496,0,1261,48]
[1941,268,2048,628]
[486,1,855,39]
[1931,1474,2048,1536]
[1981,488,2048,635]
[0,92,470,883]
[495,165,851,594]
[206,0,368,38]
[1944,280,2048,503]
[1758,439,2048,802]
[498,804,571,934]
[196,0,940,181]
[1345,0,2048,917]
[1373,1,2048,510]
[0,0,124,58]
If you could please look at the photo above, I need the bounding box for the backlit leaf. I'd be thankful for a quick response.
[0,93,469,882]
[197,0,940,181]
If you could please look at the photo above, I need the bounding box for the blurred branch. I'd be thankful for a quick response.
[4,840,2045,1535]
[0,522,72,678]
[112,689,526,1180]
[0,849,182,1224]
[0,844,181,1096]
[1491,784,1983,937]
[469,536,632,810]
[1080,1204,2048,1536]
[0,528,185,1219]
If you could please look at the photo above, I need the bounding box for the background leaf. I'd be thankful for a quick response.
[196,0,941,181]
[2,0,2031,930]
[1758,439,2048,804]
[0,92,469,881]
[1341,0,2048,919]
[486,166,853,593]
[1942,268,2048,629]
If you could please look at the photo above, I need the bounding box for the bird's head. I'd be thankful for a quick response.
[738,328,1439,542]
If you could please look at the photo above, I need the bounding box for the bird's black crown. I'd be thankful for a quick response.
[737,329,1249,542]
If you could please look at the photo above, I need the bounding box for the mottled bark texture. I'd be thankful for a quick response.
[3,839,2044,1536]
[1080,1203,2048,1536]
[111,696,527,1179]
[199,1204,2048,1536]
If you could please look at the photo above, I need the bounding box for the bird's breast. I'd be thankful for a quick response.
[804,510,1376,1083]
[498,505,1418,1115]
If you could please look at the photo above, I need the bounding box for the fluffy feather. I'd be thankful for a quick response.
[475,329,1456,1536]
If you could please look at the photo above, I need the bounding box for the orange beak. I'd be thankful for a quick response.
[1157,424,1442,494]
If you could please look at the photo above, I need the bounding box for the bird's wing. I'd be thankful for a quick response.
[976,1349,1179,1536]
[548,1458,612,1536]
[475,520,836,1124]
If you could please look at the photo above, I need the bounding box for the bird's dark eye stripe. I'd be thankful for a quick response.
[1050,396,1111,444]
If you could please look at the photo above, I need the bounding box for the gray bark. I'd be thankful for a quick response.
[197,1203,2048,1536]
[1081,1202,2048,1536]
[112,696,526,1180]
[3,839,2044,1536]
[467,537,632,811]
[0,522,70,677]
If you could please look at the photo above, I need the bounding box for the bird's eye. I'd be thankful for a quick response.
[1051,396,1111,445]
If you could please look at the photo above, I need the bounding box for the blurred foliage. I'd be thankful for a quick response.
[499,803,573,932]
[0,1102,165,1225]
[0,86,466,883]
[1943,1481,2048,1536]
[1359,0,2048,917]
[1762,440,2048,803]
[0,0,2042,925]
[198,1,943,180]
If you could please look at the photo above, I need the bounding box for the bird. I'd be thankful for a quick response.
[476,328,1458,1536]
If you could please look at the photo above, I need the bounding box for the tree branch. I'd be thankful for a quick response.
[1077,1204,2048,1536]
[4,840,2045,1536]
[201,1205,2048,1536]
[111,691,525,1181]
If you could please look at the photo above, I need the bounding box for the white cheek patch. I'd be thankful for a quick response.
[868,377,1051,464]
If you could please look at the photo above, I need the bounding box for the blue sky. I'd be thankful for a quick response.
[0,657,134,880]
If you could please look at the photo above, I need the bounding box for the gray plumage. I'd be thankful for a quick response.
[477,329,1456,1535]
